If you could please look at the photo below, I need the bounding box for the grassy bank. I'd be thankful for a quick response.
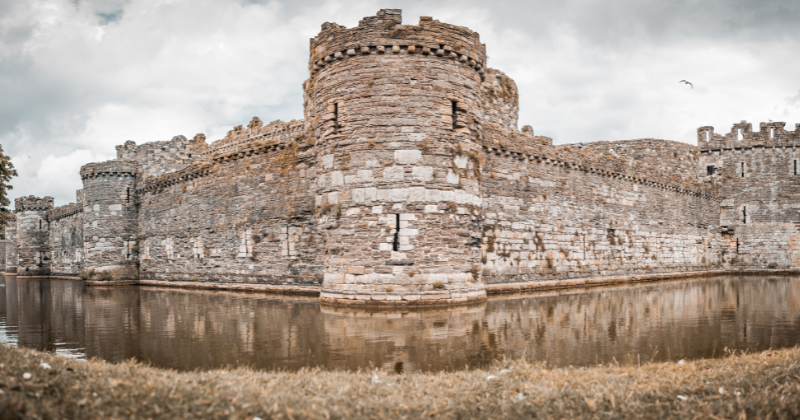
[1,344,799,419]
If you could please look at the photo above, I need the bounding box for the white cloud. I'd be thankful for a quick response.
[13,150,110,206]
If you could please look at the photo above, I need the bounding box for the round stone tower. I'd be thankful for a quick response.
[14,196,53,276]
[308,9,487,305]
[80,161,139,279]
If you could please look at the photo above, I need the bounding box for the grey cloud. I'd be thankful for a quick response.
[0,0,797,205]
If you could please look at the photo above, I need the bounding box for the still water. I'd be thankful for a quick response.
[1,275,799,372]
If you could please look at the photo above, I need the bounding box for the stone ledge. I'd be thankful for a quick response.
[485,268,800,295]
[83,279,320,296]
[319,293,487,308]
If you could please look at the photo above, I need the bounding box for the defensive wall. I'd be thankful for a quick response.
[1,9,798,306]
[698,122,800,267]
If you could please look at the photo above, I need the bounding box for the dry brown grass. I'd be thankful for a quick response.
[1,344,799,419]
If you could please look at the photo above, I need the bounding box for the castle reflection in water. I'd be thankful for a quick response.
[1,275,799,372]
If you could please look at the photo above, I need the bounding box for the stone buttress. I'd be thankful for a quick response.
[80,161,139,279]
[308,10,487,305]
[14,196,53,276]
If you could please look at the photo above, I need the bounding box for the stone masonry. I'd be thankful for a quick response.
[2,10,798,306]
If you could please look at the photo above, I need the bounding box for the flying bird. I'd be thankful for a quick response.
[679,80,693,89]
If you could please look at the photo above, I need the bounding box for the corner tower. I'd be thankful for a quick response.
[80,161,139,279]
[698,121,800,267]
[308,9,487,305]
[14,196,53,276]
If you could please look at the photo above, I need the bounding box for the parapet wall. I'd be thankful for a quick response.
[575,138,701,182]
[310,9,486,76]
[210,118,305,156]
[698,121,800,151]
[481,69,519,131]
[486,137,716,197]
[116,136,207,178]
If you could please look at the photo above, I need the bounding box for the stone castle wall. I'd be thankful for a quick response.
[49,200,84,277]
[4,10,799,306]
[698,122,800,267]
[3,214,18,273]
[134,131,324,285]
[481,141,720,283]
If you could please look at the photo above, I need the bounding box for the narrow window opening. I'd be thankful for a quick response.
[741,162,745,178]
[392,214,400,251]
[705,130,710,142]
[736,238,740,254]
[737,128,744,141]
[333,103,339,130]
[742,206,747,224]
[126,188,130,203]
[770,127,775,139]
[451,100,458,130]
[707,165,715,176]
[794,160,797,176]
[39,219,42,230]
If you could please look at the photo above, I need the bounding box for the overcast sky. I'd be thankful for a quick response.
[2,0,799,207]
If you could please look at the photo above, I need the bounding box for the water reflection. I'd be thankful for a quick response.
[1,275,799,372]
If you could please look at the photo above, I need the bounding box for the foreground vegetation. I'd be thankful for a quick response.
[1,344,799,419]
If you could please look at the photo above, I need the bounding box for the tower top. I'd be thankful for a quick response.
[698,121,800,150]
[309,9,486,75]
[14,196,54,212]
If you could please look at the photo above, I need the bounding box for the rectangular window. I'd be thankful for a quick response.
[706,165,715,176]
[127,188,130,202]
[736,239,740,254]
[392,214,400,251]
[451,100,458,130]
[741,162,745,178]
[742,206,747,224]
[794,160,797,176]
[333,103,339,130]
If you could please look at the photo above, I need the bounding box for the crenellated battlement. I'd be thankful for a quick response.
[80,161,138,180]
[209,118,305,155]
[50,202,83,221]
[15,196,54,212]
[698,121,800,151]
[310,9,486,76]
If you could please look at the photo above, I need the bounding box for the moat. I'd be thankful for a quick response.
[2,275,799,373]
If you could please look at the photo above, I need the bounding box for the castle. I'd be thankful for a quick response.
[2,9,799,306]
